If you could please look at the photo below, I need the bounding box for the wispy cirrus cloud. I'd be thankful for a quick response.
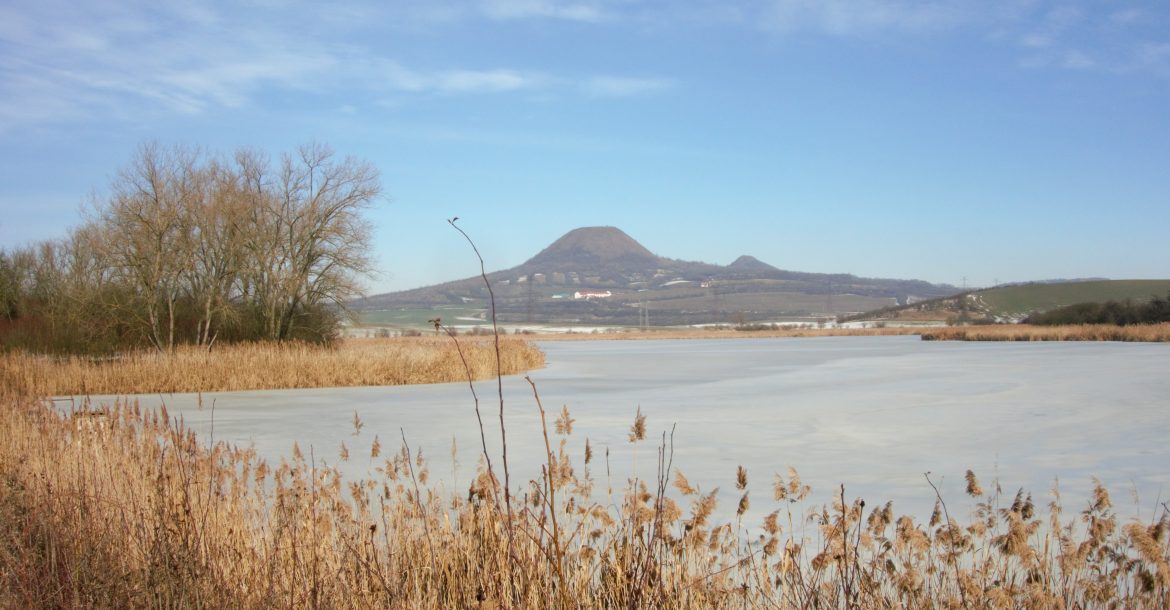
[1011,3,1170,77]
[5,0,1168,136]
[0,0,670,133]
[478,0,610,22]
[382,64,546,94]
[1014,4,1084,52]
[583,76,673,98]
[1132,42,1170,77]
[374,68,671,103]
[748,0,1170,78]
[0,0,343,129]
[432,69,544,93]
[759,0,976,35]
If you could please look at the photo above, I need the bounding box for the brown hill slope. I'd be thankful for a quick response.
[526,226,659,269]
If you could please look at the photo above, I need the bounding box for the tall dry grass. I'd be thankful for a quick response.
[532,327,923,341]
[0,337,546,396]
[1,389,1166,609]
[921,323,1170,342]
[536,323,1170,342]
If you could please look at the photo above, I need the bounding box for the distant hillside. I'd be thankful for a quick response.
[354,226,960,326]
[843,279,1170,325]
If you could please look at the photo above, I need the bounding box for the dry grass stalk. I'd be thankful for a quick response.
[0,336,546,396]
[1,389,1167,609]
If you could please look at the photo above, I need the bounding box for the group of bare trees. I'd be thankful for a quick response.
[0,142,381,353]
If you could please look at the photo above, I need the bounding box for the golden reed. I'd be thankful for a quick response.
[0,391,1166,609]
[0,336,546,396]
[921,322,1170,342]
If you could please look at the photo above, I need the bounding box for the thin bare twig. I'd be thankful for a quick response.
[926,471,970,609]
[448,217,519,607]
[401,428,437,574]
[439,323,502,511]
[525,375,568,605]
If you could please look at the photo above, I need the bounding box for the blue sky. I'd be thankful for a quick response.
[2,0,1168,294]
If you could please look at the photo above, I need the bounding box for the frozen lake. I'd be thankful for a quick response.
[81,336,1170,522]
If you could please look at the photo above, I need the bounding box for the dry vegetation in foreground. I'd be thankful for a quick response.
[0,337,545,396]
[921,323,1170,342]
[1,389,1167,609]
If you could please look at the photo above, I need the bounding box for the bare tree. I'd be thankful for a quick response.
[0,251,19,321]
[1,141,382,353]
[61,223,125,347]
[184,157,246,348]
[101,142,200,352]
[4,230,115,351]
[245,142,380,341]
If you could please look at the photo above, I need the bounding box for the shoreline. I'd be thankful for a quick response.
[8,323,1168,398]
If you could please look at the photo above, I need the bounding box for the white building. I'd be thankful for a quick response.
[573,290,612,300]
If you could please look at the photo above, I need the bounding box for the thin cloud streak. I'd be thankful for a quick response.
[0,1,671,132]
[3,0,1170,135]
[752,0,1170,78]
[0,1,341,129]
[583,76,673,98]
[479,0,609,22]
[381,64,547,94]
[760,0,976,35]
[1010,2,1170,77]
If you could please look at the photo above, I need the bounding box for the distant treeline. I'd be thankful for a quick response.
[1023,292,1170,326]
[0,142,381,354]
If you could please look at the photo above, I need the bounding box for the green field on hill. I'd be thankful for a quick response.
[356,306,489,330]
[977,280,1170,320]
[845,279,1170,324]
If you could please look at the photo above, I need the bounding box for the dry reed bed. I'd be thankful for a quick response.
[543,323,1170,343]
[1,392,1167,609]
[0,337,546,396]
[921,323,1170,342]
[532,327,922,341]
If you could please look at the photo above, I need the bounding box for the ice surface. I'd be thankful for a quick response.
[80,336,1170,525]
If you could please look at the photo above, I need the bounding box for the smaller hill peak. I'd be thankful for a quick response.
[728,255,778,272]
